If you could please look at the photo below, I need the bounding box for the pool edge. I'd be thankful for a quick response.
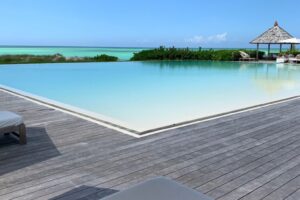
[140,95,300,135]
[1,85,300,138]
[0,86,142,138]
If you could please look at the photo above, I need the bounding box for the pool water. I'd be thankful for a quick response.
[0,61,300,133]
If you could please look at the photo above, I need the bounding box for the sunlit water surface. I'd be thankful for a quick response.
[0,61,299,132]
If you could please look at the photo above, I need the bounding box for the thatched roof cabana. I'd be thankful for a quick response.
[251,21,293,44]
[250,21,295,59]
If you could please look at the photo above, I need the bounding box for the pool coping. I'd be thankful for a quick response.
[0,85,142,137]
[1,85,300,138]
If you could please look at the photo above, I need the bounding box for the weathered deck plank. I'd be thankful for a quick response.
[0,90,300,200]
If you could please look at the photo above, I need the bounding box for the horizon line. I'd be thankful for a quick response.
[0,45,281,49]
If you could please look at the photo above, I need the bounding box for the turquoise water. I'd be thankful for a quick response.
[0,47,149,61]
[0,61,300,132]
[0,47,286,61]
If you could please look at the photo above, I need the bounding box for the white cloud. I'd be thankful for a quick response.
[186,32,228,44]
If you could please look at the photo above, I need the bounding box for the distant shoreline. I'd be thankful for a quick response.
[0,54,118,65]
[0,46,294,61]
[0,46,154,49]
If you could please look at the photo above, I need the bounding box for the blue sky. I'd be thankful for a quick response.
[0,0,299,48]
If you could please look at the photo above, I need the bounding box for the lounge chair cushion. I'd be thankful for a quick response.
[0,111,23,128]
[102,177,213,200]
[239,51,250,58]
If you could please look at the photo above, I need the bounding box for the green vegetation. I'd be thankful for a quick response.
[93,54,118,62]
[284,50,300,56]
[131,46,265,61]
[0,54,118,64]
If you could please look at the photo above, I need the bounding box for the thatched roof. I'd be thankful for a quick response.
[279,38,300,44]
[250,21,294,44]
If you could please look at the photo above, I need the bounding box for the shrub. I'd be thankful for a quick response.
[285,50,300,56]
[0,54,67,64]
[93,54,118,62]
[244,50,264,59]
[0,54,119,64]
[131,47,264,61]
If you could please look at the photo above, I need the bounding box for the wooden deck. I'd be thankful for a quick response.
[0,89,300,200]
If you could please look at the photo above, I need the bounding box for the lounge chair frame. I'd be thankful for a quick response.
[0,123,27,144]
[239,57,256,61]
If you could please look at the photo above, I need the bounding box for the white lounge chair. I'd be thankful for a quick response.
[102,177,213,200]
[0,111,27,144]
[276,56,288,63]
[289,54,300,63]
[239,51,256,61]
[288,55,300,64]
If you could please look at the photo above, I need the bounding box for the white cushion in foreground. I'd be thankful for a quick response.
[102,177,213,200]
[0,111,23,128]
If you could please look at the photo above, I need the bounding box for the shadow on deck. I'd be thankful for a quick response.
[0,127,60,176]
[49,185,118,200]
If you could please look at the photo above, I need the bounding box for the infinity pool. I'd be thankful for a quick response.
[0,61,300,133]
